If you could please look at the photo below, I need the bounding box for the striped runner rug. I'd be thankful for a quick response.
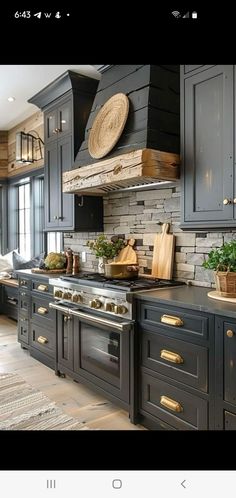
[0,372,90,430]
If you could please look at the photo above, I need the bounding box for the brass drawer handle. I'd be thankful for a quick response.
[161,314,184,327]
[227,329,234,338]
[160,395,183,413]
[37,284,48,292]
[37,306,48,315]
[37,336,48,344]
[160,349,184,364]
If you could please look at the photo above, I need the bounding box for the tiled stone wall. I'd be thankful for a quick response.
[64,185,236,288]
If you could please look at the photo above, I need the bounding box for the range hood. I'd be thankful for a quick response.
[63,65,180,195]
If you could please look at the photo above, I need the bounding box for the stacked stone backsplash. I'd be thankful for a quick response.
[64,185,236,288]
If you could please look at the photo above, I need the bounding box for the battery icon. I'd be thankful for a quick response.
[192,11,197,18]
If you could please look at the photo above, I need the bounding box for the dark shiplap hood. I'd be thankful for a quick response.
[63,65,180,195]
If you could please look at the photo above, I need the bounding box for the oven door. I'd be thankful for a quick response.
[70,309,132,403]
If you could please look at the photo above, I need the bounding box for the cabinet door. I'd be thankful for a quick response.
[183,65,234,226]
[44,142,59,229]
[224,320,236,405]
[58,135,74,229]
[57,98,72,137]
[57,313,74,371]
[44,107,58,143]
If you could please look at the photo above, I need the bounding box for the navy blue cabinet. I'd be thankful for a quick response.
[137,299,215,430]
[215,316,236,430]
[181,65,236,230]
[29,71,103,232]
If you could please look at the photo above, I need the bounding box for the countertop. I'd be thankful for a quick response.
[0,278,18,287]
[135,285,236,319]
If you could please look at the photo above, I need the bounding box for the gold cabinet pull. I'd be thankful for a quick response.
[37,336,48,344]
[223,198,232,205]
[160,395,183,413]
[37,306,48,315]
[37,284,48,292]
[227,329,234,338]
[161,314,184,327]
[160,349,184,364]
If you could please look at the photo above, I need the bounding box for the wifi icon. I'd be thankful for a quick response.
[171,10,181,18]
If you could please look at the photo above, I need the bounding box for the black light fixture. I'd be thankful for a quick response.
[15,131,44,164]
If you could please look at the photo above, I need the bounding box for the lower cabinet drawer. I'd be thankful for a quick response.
[224,411,236,430]
[30,323,56,358]
[18,317,29,344]
[31,295,56,326]
[141,330,208,392]
[140,371,208,430]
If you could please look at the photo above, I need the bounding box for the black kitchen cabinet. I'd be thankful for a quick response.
[215,316,236,429]
[29,70,103,232]
[181,64,236,229]
[16,271,57,369]
[136,298,215,430]
[1,283,18,320]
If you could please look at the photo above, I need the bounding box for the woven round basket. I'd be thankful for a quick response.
[88,93,129,159]
[214,271,236,297]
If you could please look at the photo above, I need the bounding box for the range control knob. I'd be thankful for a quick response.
[54,290,63,298]
[62,291,72,300]
[72,293,82,303]
[105,302,115,312]
[89,298,102,309]
[114,305,128,315]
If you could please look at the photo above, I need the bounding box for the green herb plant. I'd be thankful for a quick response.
[202,240,236,272]
[86,234,126,259]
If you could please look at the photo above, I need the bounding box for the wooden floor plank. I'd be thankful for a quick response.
[0,315,144,430]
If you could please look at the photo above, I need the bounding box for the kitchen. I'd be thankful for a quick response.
[0,64,235,430]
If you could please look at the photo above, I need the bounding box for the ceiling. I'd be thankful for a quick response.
[0,65,101,130]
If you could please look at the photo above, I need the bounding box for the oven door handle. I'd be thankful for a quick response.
[69,309,132,332]
[49,302,70,314]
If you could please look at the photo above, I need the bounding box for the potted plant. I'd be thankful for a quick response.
[202,240,236,297]
[87,235,125,273]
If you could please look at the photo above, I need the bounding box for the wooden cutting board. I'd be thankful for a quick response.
[114,238,137,264]
[152,223,175,279]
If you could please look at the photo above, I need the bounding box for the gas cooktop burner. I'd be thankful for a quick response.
[60,272,182,292]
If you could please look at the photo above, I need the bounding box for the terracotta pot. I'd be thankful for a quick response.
[104,263,139,279]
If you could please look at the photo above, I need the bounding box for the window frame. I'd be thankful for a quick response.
[7,168,45,257]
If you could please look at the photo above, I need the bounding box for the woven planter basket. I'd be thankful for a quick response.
[214,271,236,297]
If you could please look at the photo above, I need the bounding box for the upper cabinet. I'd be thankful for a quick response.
[181,65,235,229]
[29,71,104,232]
[44,96,72,143]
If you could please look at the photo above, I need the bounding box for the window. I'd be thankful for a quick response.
[8,172,45,258]
[47,232,63,253]
[17,182,31,259]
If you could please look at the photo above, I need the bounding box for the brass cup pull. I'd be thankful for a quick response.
[37,284,48,292]
[160,349,184,364]
[37,336,48,345]
[161,314,184,327]
[223,198,232,205]
[227,329,234,338]
[160,395,183,413]
[37,306,48,315]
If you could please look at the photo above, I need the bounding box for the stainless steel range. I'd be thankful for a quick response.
[49,273,182,320]
[49,273,183,419]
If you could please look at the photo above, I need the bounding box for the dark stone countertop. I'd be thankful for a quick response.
[135,285,236,319]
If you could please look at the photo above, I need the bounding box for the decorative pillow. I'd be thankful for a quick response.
[12,251,44,270]
[0,250,15,272]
